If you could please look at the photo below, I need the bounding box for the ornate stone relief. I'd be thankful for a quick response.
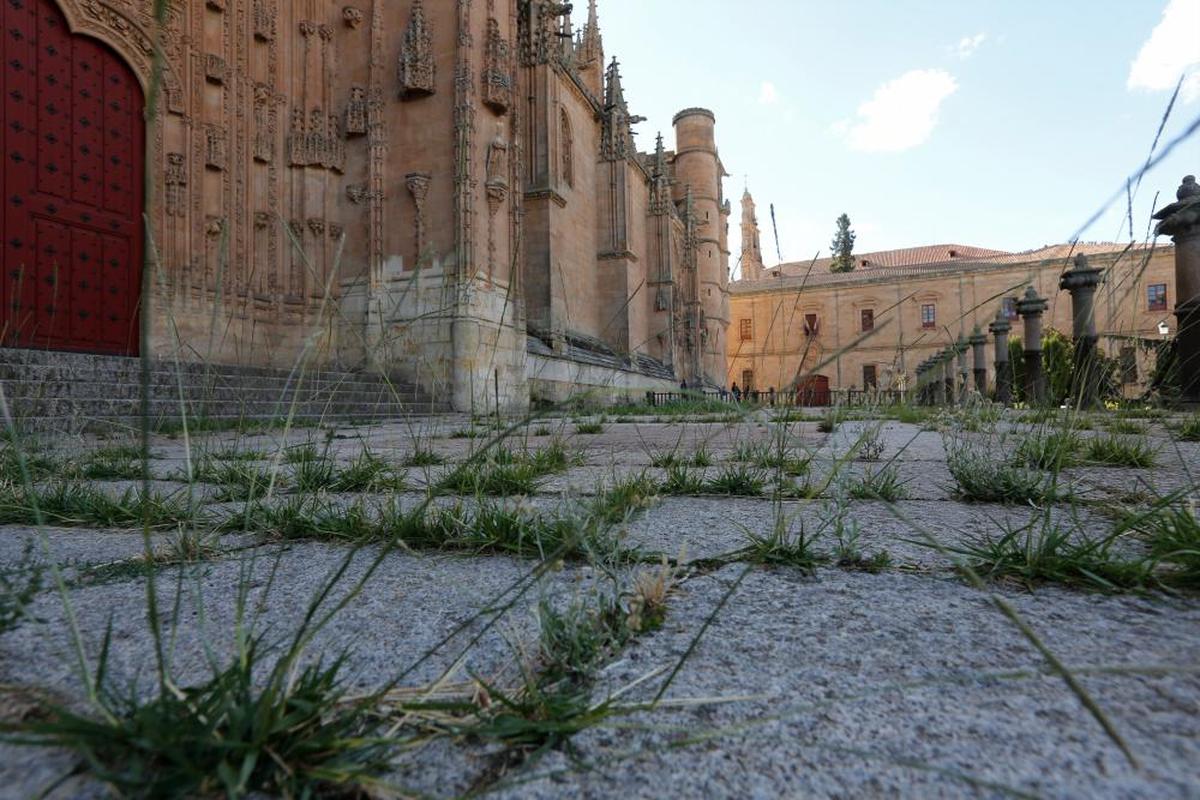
[481,12,511,114]
[253,84,275,163]
[252,0,276,41]
[398,0,435,98]
[345,86,369,136]
[165,153,187,218]
[406,172,432,267]
[205,126,227,171]
[343,7,364,28]
[287,106,344,172]
[485,127,510,277]
[204,53,227,84]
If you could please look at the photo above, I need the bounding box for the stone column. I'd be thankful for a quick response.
[969,326,988,396]
[1059,253,1104,407]
[1153,175,1200,404]
[989,310,1013,405]
[942,348,956,406]
[956,334,970,403]
[1017,286,1049,405]
[931,356,946,406]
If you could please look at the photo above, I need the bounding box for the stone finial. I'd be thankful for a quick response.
[1154,174,1200,237]
[989,307,1011,335]
[969,325,988,346]
[1017,285,1048,316]
[1061,251,1103,291]
[1179,174,1198,201]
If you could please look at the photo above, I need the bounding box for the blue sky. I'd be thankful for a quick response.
[575,0,1200,276]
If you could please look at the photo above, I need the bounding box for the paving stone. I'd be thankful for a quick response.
[498,566,1200,799]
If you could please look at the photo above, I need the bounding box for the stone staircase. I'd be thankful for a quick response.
[0,348,445,432]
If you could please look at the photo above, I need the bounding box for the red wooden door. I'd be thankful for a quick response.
[2,0,144,355]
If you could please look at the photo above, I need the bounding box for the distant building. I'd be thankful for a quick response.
[729,192,1175,397]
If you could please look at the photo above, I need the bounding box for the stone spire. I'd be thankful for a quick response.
[601,58,644,161]
[740,186,764,281]
[559,9,574,65]
[580,0,603,64]
[650,132,672,215]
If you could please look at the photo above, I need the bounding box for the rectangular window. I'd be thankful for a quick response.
[804,313,819,336]
[861,309,875,332]
[742,370,755,391]
[1148,284,1168,311]
[863,365,878,389]
[739,318,753,341]
[1002,297,1018,320]
[921,304,936,329]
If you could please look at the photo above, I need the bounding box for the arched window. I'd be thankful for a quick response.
[560,109,574,188]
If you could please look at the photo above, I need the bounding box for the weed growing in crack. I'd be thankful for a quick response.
[854,425,886,462]
[625,555,677,633]
[194,460,277,502]
[660,463,706,495]
[0,445,61,483]
[742,513,828,572]
[1016,429,1082,472]
[0,482,197,530]
[934,510,1152,591]
[704,464,768,496]
[1172,415,1200,442]
[1119,502,1200,587]
[947,440,1058,504]
[403,448,445,467]
[1083,435,1156,468]
[1105,418,1147,435]
[537,596,631,684]
[19,638,392,797]
[847,465,908,501]
[587,474,659,527]
[730,440,810,476]
[575,421,604,435]
[817,408,844,433]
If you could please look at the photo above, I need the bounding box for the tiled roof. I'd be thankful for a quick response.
[733,242,1158,294]
[775,244,1010,276]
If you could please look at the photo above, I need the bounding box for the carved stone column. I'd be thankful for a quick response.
[989,310,1013,405]
[969,326,988,396]
[1060,253,1104,407]
[942,348,955,406]
[930,356,946,406]
[1153,174,1200,404]
[1017,286,1049,405]
[956,334,970,403]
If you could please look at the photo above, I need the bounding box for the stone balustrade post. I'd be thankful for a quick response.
[1153,174,1200,404]
[1017,286,1049,405]
[989,310,1013,405]
[1060,253,1104,407]
[969,326,988,396]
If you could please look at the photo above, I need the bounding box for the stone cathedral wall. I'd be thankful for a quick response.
[46,0,730,410]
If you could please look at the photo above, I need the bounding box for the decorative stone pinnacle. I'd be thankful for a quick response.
[989,309,1011,335]
[969,325,987,346]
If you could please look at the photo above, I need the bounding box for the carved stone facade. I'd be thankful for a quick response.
[20,0,732,411]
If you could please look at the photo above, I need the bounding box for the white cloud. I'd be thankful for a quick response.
[758,81,779,105]
[1128,0,1200,103]
[835,69,959,153]
[953,33,987,60]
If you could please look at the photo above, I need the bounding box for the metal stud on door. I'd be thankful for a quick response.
[1,0,144,355]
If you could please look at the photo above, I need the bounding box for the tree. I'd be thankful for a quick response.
[830,214,856,273]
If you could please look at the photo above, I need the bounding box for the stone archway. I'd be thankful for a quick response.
[2,0,146,355]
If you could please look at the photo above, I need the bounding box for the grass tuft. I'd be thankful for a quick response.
[1082,435,1156,468]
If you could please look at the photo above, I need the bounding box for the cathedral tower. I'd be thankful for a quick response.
[741,188,764,282]
[672,108,730,386]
